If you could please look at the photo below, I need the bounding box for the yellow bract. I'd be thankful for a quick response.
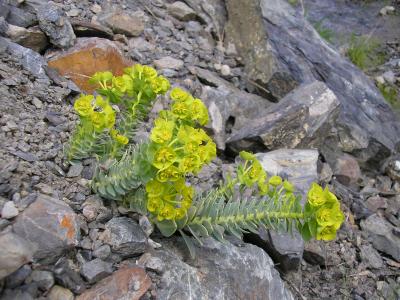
[307,183,326,207]
[170,87,191,102]
[308,183,345,241]
[146,87,215,222]
[150,119,175,144]
[316,225,337,241]
[74,95,94,117]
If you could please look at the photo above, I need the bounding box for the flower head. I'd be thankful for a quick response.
[307,183,326,207]
[74,95,93,117]
[170,87,191,102]
[153,146,177,169]
[150,118,175,144]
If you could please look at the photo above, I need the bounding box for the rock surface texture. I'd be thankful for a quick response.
[225,0,400,168]
[146,238,294,300]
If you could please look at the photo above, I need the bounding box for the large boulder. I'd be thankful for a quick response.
[224,0,297,100]
[224,0,400,167]
[142,237,294,300]
[226,81,340,154]
[190,66,273,150]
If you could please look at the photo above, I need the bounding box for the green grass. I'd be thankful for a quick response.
[378,83,400,109]
[347,34,386,70]
[313,21,335,43]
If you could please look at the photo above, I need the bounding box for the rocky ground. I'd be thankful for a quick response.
[0,0,399,299]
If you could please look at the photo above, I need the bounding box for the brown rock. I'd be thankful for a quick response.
[76,267,151,300]
[47,37,132,93]
[333,154,361,186]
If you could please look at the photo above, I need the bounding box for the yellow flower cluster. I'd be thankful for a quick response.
[237,151,294,196]
[146,88,216,221]
[307,183,344,241]
[114,65,170,101]
[90,65,170,102]
[74,95,116,131]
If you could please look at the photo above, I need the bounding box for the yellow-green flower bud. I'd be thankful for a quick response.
[283,180,294,193]
[269,175,283,187]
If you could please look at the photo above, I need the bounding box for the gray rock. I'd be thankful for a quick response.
[333,154,361,186]
[365,196,388,212]
[190,66,272,149]
[0,3,10,19]
[360,214,400,261]
[44,111,66,126]
[180,0,226,35]
[249,229,304,272]
[1,37,47,78]
[5,265,32,289]
[13,194,80,263]
[92,244,111,259]
[80,258,113,284]
[154,56,184,70]
[99,10,144,37]
[382,70,396,84]
[0,232,34,280]
[82,195,103,222]
[150,237,294,300]
[90,4,102,14]
[7,6,37,28]
[319,162,333,183]
[47,285,74,300]
[101,217,148,258]
[6,24,48,53]
[0,16,9,35]
[167,1,197,21]
[227,81,340,153]
[27,270,54,291]
[359,244,384,269]
[1,200,19,219]
[11,150,39,162]
[53,258,86,294]
[257,149,319,197]
[0,289,34,300]
[225,0,297,100]
[384,155,400,182]
[66,163,83,178]
[37,2,76,48]
[303,240,326,266]
[256,0,400,167]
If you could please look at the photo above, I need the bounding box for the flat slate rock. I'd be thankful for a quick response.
[147,237,294,300]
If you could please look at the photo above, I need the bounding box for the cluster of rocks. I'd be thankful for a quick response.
[0,0,399,299]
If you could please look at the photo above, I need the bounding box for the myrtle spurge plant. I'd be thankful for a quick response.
[66,64,344,257]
